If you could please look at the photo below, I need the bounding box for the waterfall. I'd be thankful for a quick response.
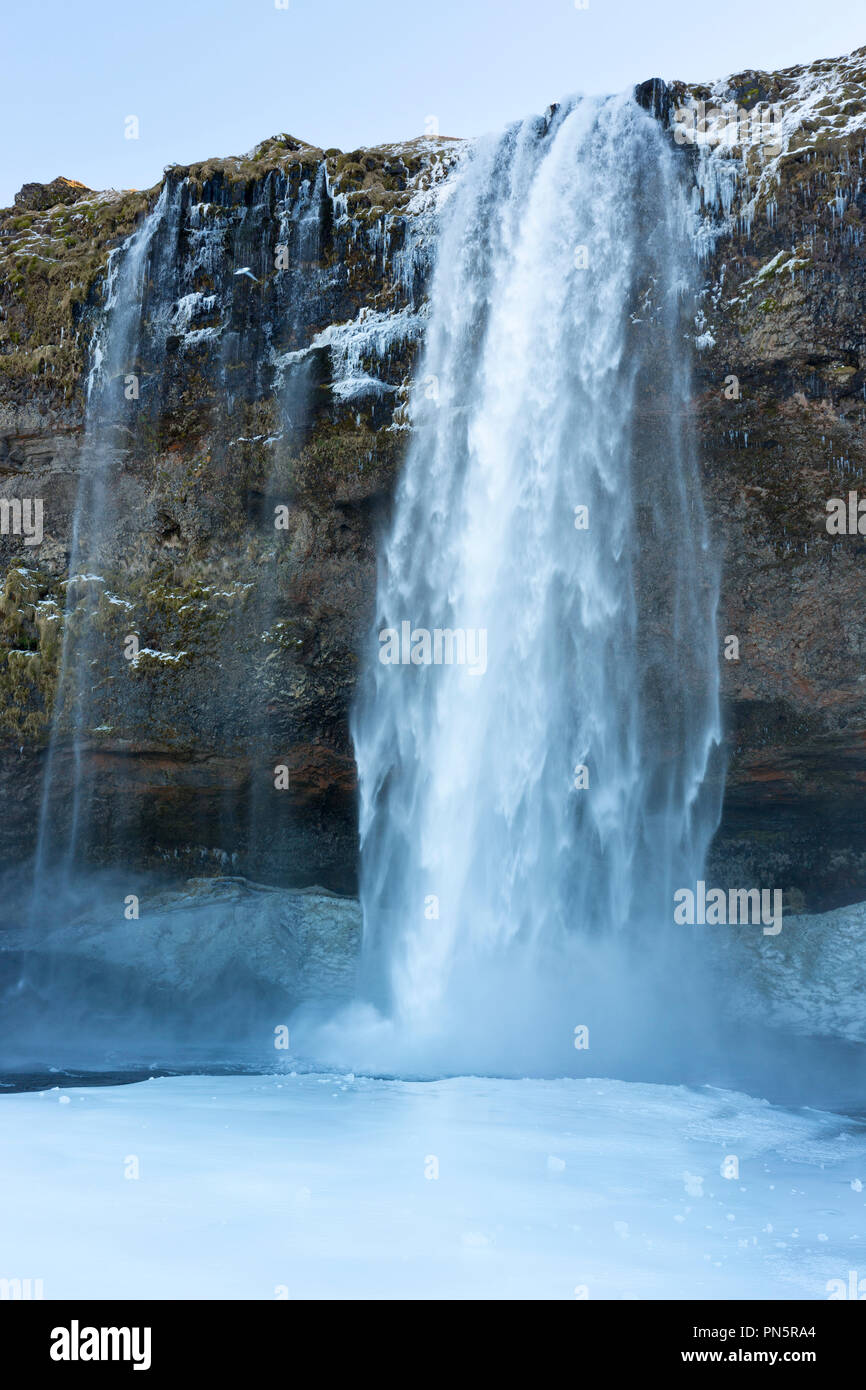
[345,94,724,1075]
[28,161,334,903]
[31,186,177,904]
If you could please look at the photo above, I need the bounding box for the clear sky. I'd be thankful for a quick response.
[2,0,863,207]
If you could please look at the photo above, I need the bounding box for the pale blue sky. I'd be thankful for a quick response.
[2,0,863,206]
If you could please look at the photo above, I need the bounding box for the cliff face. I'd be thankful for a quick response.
[2,48,866,910]
[0,135,460,895]
[662,47,866,910]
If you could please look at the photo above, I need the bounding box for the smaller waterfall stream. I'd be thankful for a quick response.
[31,185,177,906]
[28,163,334,911]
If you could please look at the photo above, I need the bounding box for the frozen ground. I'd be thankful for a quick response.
[1,1072,864,1299]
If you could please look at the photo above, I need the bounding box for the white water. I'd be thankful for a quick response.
[2,1072,863,1300]
[32,186,176,893]
[320,95,723,1076]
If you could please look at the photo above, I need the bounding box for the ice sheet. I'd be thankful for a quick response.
[1,1072,864,1300]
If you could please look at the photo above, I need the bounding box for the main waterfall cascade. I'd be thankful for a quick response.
[328,94,725,1075]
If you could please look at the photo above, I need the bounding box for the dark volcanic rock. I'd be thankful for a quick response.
[634,78,673,125]
[0,134,459,893]
[665,45,866,908]
[14,177,92,211]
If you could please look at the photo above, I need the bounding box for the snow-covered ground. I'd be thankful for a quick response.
[1,1072,864,1299]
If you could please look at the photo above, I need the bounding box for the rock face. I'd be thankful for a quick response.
[710,898,866,1044]
[1,875,361,995]
[666,47,866,910]
[14,178,92,212]
[0,876,362,1048]
[0,135,459,893]
[1,50,866,910]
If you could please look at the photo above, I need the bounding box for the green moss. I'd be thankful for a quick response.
[0,566,63,739]
[0,187,150,405]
